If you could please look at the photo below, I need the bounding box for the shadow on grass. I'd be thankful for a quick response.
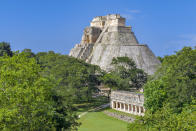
[74,96,109,113]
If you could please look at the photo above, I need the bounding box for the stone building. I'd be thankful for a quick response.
[97,86,110,97]
[110,91,145,116]
[69,14,160,75]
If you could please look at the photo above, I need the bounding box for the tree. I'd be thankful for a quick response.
[0,42,12,56]
[128,102,196,131]
[36,52,100,103]
[0,53,53,130]
[0,53,78,130]
[102,57,147,91]
[157,56,164,63]
[22,48,35,58]
[148,47,196,112]
[128,46,196,130]
[144,80,166,113]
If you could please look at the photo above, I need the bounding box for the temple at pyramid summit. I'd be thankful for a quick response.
[69,14,160,75]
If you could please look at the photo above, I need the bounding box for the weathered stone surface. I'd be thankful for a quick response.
[110,91,145,116]
[110,91,144,107]
[104,111,135,123]
[69,14,160,75]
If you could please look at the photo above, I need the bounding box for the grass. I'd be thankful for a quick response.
[78,111,128,131]
[74,96,109,115]
[75,96,129,131]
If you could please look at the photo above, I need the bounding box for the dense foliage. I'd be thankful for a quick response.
[0,53,78,130]
[128,102,196,130]
[36,51,101,103]
[128,47,196,130]
[145,47,196,113]
[1,41,195,130]
[102,57,147,90]
[0,45,102,130]
[0,42,12,56]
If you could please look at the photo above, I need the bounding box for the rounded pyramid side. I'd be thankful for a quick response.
[89,44,161,75]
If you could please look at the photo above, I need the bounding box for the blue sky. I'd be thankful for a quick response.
[0,0,195,56]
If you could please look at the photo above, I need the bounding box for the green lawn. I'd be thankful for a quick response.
[74,96,109,115]
[78,111,128,131]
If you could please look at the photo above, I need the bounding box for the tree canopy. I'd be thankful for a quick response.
[0,53,78,130]
[102,57,147,91]
[145,47,196,113]
[0,42,12,56]
[36,52,101,103]
[128,47,196,130]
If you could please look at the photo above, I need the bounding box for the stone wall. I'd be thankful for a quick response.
[90,14,125,28]
[104,111,135,123]
[69,43,94,60]
[81,27,102,44]
[89,44,160,75]
[110,91,145,116]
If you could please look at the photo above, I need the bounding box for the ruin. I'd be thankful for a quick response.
[110,91,145,116]
[69,14,160,75]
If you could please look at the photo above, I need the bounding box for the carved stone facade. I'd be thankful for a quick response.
[81,27,102,44]
[110,91,145,116]
[69,14,160,75]
[90,14,125,28]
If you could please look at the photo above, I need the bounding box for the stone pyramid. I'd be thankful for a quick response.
[69,14,160,75]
